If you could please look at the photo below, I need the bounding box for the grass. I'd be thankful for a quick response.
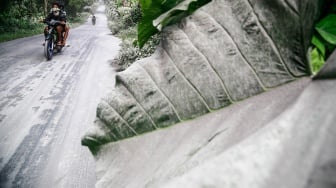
[68,12,92,28]
[117,26,137,41]
[0,26,44,43]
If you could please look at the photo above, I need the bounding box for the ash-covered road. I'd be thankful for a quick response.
[0,3,120,187]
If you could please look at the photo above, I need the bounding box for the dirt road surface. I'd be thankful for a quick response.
[0,3,120,188]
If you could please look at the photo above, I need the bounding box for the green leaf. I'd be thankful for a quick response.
[311,35,325,57]
[310,47,325,73]
[138,0,211,48]
[153,0,210,30]
[315,14,336,45]
[138,18,159,48]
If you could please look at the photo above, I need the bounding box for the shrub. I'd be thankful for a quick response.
[112,29,160,71]
[108,21,123,35]
[105,1,159,70]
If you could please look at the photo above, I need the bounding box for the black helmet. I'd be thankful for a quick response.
[52,1,65,8]
[51,2,60,7]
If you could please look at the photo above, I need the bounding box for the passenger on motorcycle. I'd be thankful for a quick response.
[59,3,70,46]
[43,2,68,46]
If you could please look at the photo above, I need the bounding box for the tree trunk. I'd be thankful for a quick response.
[44,0,48,15]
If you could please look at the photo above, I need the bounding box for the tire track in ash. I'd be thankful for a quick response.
[0,33,97,188]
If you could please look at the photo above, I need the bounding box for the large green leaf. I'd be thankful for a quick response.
[138,0,211,47]
[315,14,336,45]
[311,35,325,57]
[153,0,210,30]
[310,47,325,74]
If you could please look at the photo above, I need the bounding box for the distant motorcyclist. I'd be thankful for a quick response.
[92,15,96,25]
[43,2,67,46]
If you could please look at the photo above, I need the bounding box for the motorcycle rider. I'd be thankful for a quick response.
[59,3,70,46]
[43,2,67,46]
[92,14,96,25]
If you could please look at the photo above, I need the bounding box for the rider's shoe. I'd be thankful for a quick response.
[61,41,66,46]
[57,41,62,46]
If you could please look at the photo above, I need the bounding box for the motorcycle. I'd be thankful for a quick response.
[44,19,65,60]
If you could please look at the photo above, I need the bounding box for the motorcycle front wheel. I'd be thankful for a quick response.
[44,38,54,60]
